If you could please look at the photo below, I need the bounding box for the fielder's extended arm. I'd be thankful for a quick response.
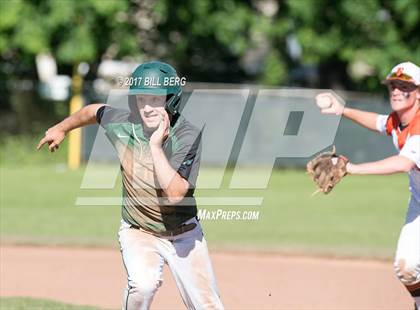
[346,155,416,175]
[316,93,380,132]
[37,103,105,152]
[342,107,380,132]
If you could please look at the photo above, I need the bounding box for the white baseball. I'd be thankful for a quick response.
[316,95,332,109]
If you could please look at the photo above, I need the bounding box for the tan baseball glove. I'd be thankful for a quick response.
[306,146,349,194]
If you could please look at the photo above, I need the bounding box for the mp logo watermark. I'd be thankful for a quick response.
[75,88,344,219]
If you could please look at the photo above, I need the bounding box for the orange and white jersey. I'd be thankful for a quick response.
[376,110,420,202]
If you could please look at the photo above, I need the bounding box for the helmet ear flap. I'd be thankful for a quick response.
[165,91,182,116]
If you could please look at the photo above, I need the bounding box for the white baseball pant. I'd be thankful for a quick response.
[118,217,224,310]
[394,195,420,306]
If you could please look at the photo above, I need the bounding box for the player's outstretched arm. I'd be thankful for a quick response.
[37,103,105,152]
[316,93,380,132]
[341,107,380,132]
[346,155,416,175]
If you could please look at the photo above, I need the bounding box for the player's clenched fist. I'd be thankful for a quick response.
[315,93,345,115]
[37,125,66,152]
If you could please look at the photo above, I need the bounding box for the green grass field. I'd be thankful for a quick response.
[0,164,409,259]
[0,297,109,309]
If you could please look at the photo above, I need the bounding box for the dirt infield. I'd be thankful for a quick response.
[0,245,412,309]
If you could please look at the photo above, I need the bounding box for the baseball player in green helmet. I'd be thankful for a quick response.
[37,61,224,309]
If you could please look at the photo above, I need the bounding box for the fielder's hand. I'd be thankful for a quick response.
[315,93,345,115]
[306,146,348,195]
[149,111,170,148]
[37,125,66,152]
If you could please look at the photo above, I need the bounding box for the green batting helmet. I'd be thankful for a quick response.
[128,61,182,116]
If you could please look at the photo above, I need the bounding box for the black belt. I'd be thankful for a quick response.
[131,222,197,237]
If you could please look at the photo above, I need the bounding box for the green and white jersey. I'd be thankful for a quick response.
[96,106,201,234]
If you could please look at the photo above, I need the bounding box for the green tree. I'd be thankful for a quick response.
[286,0,420,90]
[151,0,419,90]
[0,0,139,81]
[1,0,419,92]
[0,0,140,133]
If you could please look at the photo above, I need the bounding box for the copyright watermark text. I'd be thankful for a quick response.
[197,209,260,221]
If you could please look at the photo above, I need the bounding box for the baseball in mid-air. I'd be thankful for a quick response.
[316,95,333,109]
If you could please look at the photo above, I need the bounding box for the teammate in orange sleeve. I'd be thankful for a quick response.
[316,61,420,309]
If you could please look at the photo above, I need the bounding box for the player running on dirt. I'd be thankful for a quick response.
[37,61,224,310]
